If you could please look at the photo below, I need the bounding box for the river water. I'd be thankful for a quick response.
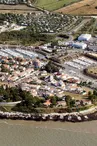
[0,120,97,146]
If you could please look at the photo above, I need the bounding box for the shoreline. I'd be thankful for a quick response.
[0,107,97,123]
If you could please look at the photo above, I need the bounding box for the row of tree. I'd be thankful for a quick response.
[44,61,59,73]
[0,27,55,45]
[88,90,97,104]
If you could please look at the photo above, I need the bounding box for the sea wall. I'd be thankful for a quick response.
[0,110,97,122]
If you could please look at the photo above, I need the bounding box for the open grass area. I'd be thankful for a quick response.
[64,87,93,100]
[36,0,80,11]
[64,92,85,100]
[0,106,13,112]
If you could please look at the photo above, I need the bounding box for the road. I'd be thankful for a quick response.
[0,101,21,106]
[71,19,90,33]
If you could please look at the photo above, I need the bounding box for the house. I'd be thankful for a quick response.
[55,91,64,98]
[20,83,30,91]
[72,42,87,49]
[80,99,92,106]
[58,80,65,87]
[0,76,5,81]
[3,64,10,69]
[57,101,66,107]
[40,71,47,76]
[43,99,51,107]
[31,89,37,96]
[11,75,19,81]
[75,100,81,106]
[66,78,80,83]
[66,84,78,91]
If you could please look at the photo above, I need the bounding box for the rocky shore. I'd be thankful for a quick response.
[0,111,97,122]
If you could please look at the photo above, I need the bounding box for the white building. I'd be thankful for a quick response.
[42,47,52,53]
[78,34,91,41]
[72,42,87,49]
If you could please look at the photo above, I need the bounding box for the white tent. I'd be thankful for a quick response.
[72,42,87,49]
[78,34,91,41]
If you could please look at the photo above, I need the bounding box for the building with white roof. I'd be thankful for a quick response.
[78,34,91,41]
[72,42,87,49]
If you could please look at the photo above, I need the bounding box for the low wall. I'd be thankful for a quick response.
[0,107,96,122]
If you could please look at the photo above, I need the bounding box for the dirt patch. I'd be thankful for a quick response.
[56,0,97,15]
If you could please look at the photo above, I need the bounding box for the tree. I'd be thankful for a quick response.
[88,81,92,86]
[93,90,97,96]
[1,64,10,73]
[45,61,59,73]
[88,90,97,103]
[51,41,58,48]
[88,91,92,96]
[65,95,75,108]
[50,96,57,106]
[65,95,72,107]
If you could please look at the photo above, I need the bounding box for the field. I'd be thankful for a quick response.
[56,0,97,15]
[35,0,80,11]
[64,86,93,100]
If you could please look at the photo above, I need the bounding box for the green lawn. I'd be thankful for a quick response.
[36,0,80,11]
